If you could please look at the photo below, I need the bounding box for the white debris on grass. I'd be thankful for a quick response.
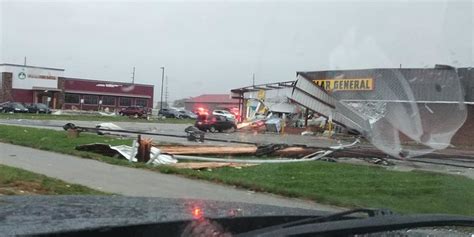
[148,147,177,165]
[98,112,117,116]
[50,110,117,116]
[110,142,177,166]
[96,122,123,131]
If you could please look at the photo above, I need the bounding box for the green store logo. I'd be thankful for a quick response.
[18,72,27,80]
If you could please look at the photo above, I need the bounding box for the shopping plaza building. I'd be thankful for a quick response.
[0,63,154,111]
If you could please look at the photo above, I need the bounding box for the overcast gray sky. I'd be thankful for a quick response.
[1,0,472,103]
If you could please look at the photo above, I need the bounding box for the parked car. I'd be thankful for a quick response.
[25,103,51,114]
[195,114,237,133]
[178,110,197,119]
[1,102,29,113]
[0,102,7,112]
[119,106,148,117]
[158,108,179,118]
[212,109,235,120]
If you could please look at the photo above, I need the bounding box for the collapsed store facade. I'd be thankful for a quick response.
[231,65,473,146]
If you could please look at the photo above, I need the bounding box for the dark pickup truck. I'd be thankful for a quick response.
[195,114,237,133]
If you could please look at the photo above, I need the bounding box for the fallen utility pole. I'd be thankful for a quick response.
[173,139,360,164]
[81,125,257,145]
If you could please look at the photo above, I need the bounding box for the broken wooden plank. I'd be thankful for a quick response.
[170,162,257,170]
[273,147,319,157]
[157,145,257,155]
[157,144,321,157]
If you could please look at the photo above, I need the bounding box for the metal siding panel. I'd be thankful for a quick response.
[295,75,337,106]
[292,78,369,132]
[291,90,334,118]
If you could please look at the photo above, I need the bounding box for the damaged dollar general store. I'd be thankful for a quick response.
[231,65,474,147]
[314,78,374,91]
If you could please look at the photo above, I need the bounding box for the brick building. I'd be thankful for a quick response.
[0,63,154,111]
[184,94,240,113]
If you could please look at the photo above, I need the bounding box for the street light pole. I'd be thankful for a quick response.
[160,67,165,111]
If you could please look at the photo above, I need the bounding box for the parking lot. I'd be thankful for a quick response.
[0,116,342,146]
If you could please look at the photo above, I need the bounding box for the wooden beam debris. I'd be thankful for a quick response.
[156,144,319,157]
[137,135,153,162]
[170,162,257,170]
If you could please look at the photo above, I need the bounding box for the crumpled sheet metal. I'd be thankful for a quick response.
[75,142,177,166]
[110,143,177,165]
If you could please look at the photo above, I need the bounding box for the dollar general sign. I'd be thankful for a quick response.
[313,78,374,91]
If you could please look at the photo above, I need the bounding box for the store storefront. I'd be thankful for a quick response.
[0,63,64,108]
[1,63,154,111]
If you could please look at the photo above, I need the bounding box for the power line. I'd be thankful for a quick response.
[165,75,169,107]
[131,66,136,84]
[160,67,165,111]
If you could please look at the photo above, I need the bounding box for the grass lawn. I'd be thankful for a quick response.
[158,163,474,216]
[0,164,106,195]
[1,124,473,215]
[0,113,195,124]
[0,124,133,160]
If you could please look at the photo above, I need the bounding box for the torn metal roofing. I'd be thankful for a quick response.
[230,81,295,97]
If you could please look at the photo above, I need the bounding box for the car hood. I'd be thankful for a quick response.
[0,195,328,235]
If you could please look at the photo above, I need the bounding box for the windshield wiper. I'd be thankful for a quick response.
[236,208,474,237]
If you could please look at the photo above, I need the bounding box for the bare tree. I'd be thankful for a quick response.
[155,101,169,109]
[173,98,188,107]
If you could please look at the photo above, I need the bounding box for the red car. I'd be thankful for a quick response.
[119,106,148,117]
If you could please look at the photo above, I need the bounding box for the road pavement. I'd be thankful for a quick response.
[0,119,341,147]
[0,142,342,211]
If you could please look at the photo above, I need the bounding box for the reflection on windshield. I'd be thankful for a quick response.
[0,0,473,235]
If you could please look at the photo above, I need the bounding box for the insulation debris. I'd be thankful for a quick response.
[95,123,124,135]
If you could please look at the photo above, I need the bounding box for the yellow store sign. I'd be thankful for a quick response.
[314,78,374,91]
